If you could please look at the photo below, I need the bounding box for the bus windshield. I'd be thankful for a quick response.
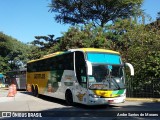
[87,52,121,64]
[86,52,125,90]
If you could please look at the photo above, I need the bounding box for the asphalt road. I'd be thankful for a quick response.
[0,89,159,120]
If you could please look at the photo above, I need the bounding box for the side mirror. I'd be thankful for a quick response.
[86,61,92,75]
[125,63,134,76]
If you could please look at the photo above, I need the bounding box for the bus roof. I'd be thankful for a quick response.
[28,51,65,63]
[28,48,119,63]
[69,48,120,54]
[43,51,64,58]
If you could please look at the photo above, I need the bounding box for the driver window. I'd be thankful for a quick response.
[93,65,108,82]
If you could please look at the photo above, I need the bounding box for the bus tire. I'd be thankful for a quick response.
[65,90,74,106]
[34,86,39,97]
[31,85,35,96]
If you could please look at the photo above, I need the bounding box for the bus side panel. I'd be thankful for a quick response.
[27,71,50,94]
[43,70,64,97]
[57,69,89,104]
[43,70,76,101]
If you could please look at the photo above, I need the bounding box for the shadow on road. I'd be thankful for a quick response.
[20,91,118,109]
[16,91,160,120]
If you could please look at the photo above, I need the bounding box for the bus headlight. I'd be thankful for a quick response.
[89,94,101,98]
[120,94,125,97]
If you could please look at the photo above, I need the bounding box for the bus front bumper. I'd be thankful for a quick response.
[87,96,126,105]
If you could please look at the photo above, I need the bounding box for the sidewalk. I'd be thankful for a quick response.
[0,88,9,97]
[126,97,160,102]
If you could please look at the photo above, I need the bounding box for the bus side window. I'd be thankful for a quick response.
[75,51,87,88]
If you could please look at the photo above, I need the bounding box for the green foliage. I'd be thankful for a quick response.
[49,24,113,52]
[0,32,13,57]
[49,0,143,27]
[0,56,10,73]
[157,11,160,20]
[106,19,160,79]
[27,45,47,60]
[0,32,31,72]
[29,35,58,59]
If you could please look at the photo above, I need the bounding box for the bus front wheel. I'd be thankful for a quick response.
[65,90,73,106]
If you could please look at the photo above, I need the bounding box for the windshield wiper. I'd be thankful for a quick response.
[103,75,121,90]
[112,77,121,90]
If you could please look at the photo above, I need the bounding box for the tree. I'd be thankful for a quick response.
[31,35,57,49]
[0,32,31,72]
[29,34,59,59]
[7,39,31,70]
[49,0,143,27]
[106,19,160,79]
[157,11,160,20]
[0,32,13,57]
[103,19,160,96]
[0,56,10,73]
[48,23,114,52]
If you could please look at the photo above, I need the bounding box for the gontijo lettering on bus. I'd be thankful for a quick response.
[34,74,45,79]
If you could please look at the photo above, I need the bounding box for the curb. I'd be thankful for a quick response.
[126,98,160,102]
[0,88,9,90]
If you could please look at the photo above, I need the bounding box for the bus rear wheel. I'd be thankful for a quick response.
[65,90,73,106]
[31,85,35,95]
[34,86,39,97]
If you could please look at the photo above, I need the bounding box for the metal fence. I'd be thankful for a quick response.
[126,78,160,98]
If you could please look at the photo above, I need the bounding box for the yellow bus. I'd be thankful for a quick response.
[26,48,134,105]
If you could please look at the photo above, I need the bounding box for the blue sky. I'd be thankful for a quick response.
[0,0,160,43]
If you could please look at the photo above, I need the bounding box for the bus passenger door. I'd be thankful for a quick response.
[74,51,88,104]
